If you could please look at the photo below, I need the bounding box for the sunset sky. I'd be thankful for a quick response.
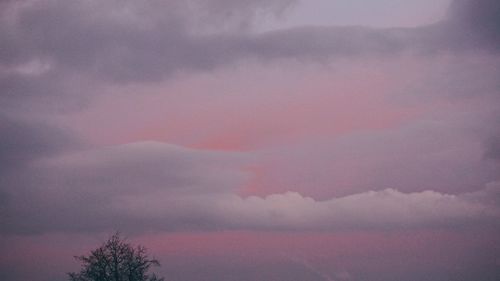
[1,0,500,280]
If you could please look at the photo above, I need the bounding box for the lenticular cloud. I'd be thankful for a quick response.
[2,141,498,234]
[1,0,500,280]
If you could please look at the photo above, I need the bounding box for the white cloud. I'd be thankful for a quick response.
[201,186,499,230]
[36,141,500,232]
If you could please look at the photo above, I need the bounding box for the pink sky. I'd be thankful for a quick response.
[1,0,500,280]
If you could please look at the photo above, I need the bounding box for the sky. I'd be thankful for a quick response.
[1,0,500,280]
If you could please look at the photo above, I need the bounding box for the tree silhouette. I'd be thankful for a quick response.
[68,233,165,281]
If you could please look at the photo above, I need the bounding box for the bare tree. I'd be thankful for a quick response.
[68,233,165,281]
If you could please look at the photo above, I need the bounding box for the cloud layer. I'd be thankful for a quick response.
[1,1,500,280]
[1,0,499,112]
[2,141,498,234]
[1,0,499,235]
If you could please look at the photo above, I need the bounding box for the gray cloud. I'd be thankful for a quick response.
[0,0,294,110]
[0,1,414,84]
[0,141,250,234]
[447,0,500,50]
[1,0,500,235]
[0,114,76,170]
[1,141,498,234]
[484,134,500,161]
[1,0,498,112]
[0,114,79,234]
[1,2,499,281]
[192,187,499,231]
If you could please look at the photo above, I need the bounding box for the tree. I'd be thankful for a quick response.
[68,233,165,281]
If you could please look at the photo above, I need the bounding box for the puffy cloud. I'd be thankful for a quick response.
[1,1,499,280]
[123,182,499,231]
[1,141,498,234]
[0,0,498,236]
[254,113,500,197]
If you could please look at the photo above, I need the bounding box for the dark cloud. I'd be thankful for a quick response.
[0,2,499,281]
[0,0,499,235]
[0,0,293,79]
[0,114,76,170]
[0,0,418,82]
[1,0,499,112]
[1,141,498,235]
[447,0,500,50]
[0,142,250,234]
[0,114,79,236]
[0,0,294,109]
[485,136,500,161]
[249,26,412,60]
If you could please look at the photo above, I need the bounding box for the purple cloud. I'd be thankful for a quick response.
[1,141,498,234]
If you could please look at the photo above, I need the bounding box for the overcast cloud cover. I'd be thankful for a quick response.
[1,0,500,280]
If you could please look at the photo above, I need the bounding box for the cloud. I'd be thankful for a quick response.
[0,1,418,84]
[0,0,294,77]
[0,141,250,234]
[484,135,500,161]
[1,141,498,234]
[0,114,76,171]
[1,0,498,113]
[0,0,499,235]
[1,2,499,281]
[447,0,500,50]
[0,0,295,110]
[0,114,79,232]
[225,187,498,230]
